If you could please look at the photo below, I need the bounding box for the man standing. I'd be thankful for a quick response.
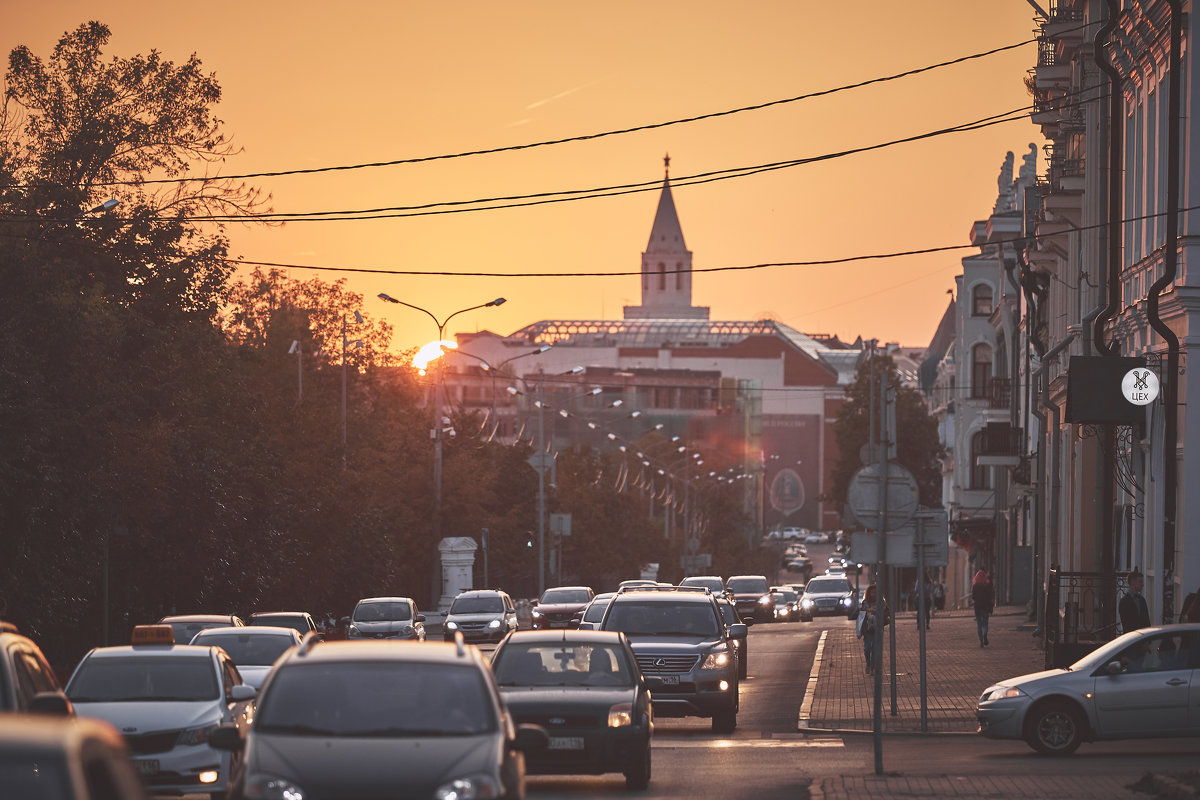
[1119,569,1152,633]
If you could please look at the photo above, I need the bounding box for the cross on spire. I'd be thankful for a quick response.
[664,153,670,175]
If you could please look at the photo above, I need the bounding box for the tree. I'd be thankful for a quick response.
[827,354,944,513]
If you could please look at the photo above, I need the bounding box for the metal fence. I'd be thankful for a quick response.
[1043,568,1127,668]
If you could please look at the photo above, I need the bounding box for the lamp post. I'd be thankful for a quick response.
[377,293,505,606]
[34,198,121,251]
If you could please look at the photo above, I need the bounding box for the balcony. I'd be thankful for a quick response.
[989,377,1012,410]
[976,422,1023,467]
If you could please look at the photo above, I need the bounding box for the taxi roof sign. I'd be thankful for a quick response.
[131,625,175,645]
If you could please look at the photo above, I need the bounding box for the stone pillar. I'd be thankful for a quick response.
[438,537,478,613]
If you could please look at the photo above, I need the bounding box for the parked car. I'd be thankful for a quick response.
[189,626,302,690]
[491,629,653,789]
[0,714,149,799]
[443,590,519,644]
[977,624,1200,755]
[725,575,774,624]
[65,624,256,798]
[346,596,426,641]
[0,622,73,715]
[798,575,858,622]
[157,614,245,645]
[599,586,744,734]
[248,611,320,638]
[531,586,595,630]
[209,635,547,799]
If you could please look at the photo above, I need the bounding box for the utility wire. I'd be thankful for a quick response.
[53,33,1056,189]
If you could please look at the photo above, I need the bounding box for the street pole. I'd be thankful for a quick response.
[917,516,928,732]
[537,368,547,596]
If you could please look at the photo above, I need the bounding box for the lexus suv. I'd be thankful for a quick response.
[599,586,744,734]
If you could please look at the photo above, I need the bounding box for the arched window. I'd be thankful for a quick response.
[972,284,993,316]
[971,343,992,399]
[657,263,666,291]
[970,430,992,489]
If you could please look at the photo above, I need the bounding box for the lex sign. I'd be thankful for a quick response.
[1122,368,1160,406]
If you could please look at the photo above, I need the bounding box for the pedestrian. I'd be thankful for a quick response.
[913,571,934,629]
[856,584,889,674]
[1181,587,1200,622]
[1118,568,1152,633]
[971,570,995,647]
[933,580,946,613]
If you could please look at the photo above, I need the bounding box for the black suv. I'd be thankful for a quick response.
[599,586,745,733]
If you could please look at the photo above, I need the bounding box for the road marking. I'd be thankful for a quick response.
[796,629,827,729]
[656,737,844,749]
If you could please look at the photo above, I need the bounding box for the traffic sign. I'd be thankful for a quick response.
[526,452,555,473]
[847,461,919,531]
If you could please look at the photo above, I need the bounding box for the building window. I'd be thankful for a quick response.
[676,263,683,290]
[658,263,666,291]
[970,344,992,399]
[972,285,993,316]
[970,430,992,489]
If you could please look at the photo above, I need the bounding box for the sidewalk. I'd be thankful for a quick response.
[801,605,1042,734]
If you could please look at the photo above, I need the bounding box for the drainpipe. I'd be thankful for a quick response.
[1145,0,1182,624]
[1093,0,1123,358]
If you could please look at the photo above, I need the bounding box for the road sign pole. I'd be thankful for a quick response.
[918,516,928,732]
[872,350,886,774]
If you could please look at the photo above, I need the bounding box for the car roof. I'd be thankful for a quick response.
[612,588,715,604]
[251,611,311,618]
[542,585,592,593]
[281,639,487,666]
[455,590,506,597]
[0,713,128,751]
[355,597,415,604]
[83,643,221,660]
[726,574,767,581]
[680,576,723,583]
[192,625,298,638]
[501,630,625,646]
[159,614,240,622]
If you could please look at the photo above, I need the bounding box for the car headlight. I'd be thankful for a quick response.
[801,598,814,608]
[608,702,634,727]
[434,773,502,800]
[244,773,308,800]
[487,619,502,629]
[444,621,459,631]
[346,624,360,638]
[176,724,216,746]
[757,595,772,605]
[701,649,731,670]
[983,685,1026,702]
[531,609,544,618]
[841,597,853,607]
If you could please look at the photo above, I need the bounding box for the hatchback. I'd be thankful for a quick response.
[443,590,519,644]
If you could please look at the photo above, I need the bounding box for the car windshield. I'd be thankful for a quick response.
[68,656,218,702]
[540,589,590,605]
[0,754,71,800]
[163,621,225,644]
[727,578,768,594]
[582,599,612,623]
[806,578,852,594]
[450,596,503,614]
[604,601,720,636]
[256,662,495,736]
[252,615,306,630]
[193,633,294,666]
[353,602,412,622]
[493,642,634,687]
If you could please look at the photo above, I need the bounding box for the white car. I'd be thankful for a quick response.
[977,623,1200,754]
[65,625,256,798]
[189,625,302,690]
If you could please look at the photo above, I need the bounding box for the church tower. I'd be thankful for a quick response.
[623,156,710,320]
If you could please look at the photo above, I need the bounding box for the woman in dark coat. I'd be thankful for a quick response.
[971,570,995,647]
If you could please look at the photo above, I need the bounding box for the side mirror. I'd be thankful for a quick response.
[728,623,748,639]
[530,600,539,607]
[513,723,549,752]
[231,684,257,702]
[29,691,74,716]
[415,614,426,623]
[208,724,243,752]
[1101,660,1125,676]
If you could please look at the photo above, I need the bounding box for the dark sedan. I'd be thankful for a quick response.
[531,586,595,630]
[491,630,653,790]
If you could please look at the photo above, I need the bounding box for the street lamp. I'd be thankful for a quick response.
[377,293,505,608]
[34,198,121,252]
[454,344,551,438]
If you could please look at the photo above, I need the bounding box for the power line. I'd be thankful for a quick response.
[51,33,1052,189]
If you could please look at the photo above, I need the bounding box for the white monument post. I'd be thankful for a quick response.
[438,537,478,614]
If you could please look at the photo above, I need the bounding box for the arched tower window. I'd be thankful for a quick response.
[972,284,994,316]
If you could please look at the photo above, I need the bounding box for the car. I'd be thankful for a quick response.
[977,624,1200,755]
[771,587,800,622]
[209,634,548,799]
[825,566,847,577]
[599,585,744,734]
[679,575,733,601]
[725,574,775,624]
[0,713,150,799]
[346,596,427,641]
[189,626,302,690]
[65,624,256,799]
[714,597,749,680]
[248,611,320,638]
[0,621,74,715]
[828,555,849,570]
[575,592,616,631]
[443,590,519,644]
[531,586,595,630]
[617,580,659,590]
[784,542,808,558]
[803,532,825,544]
[157,614,245,645]
[490,629,653,789]
[798,575,858,622]
[785,556,814,576]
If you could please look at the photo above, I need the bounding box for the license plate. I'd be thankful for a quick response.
[133,759,159,776]
[656,674,680,685]
[548,736,585,750]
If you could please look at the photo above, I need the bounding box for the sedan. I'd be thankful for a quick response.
[531,586,594,630]
[978,624,1200,754]
[189,626,302,690]
[491,630,653,790]
[798,576,858,622]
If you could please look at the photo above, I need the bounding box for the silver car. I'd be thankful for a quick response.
[977,623,1200,754]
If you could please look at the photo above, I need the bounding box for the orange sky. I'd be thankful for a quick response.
[4,1,1043,354]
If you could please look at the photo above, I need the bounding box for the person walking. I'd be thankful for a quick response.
[1119,569,1152,633]
[913,571,934,629]
[971,570,995,647]
[856,584,889,674]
